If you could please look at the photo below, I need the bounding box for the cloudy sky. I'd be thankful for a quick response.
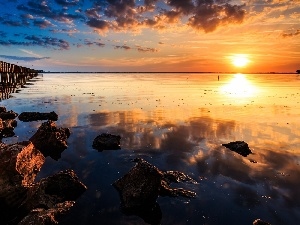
[0,0,299,72]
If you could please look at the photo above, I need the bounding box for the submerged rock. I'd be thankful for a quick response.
[113,158,196,224]
[253,219,271,225]
[30,120,70,160]
[18,201,75,225]
[22,170,87,212]
[222,141,253,157]
[18,111,58,122]
[92,133,121,151]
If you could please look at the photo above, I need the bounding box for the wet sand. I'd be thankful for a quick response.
[2,73,300,225]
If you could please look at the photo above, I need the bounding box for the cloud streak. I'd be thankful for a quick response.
[0,55,50,61]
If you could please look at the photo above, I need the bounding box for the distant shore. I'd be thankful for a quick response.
[42,71,299,74]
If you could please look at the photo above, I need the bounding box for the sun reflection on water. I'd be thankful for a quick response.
[220,74,258,98]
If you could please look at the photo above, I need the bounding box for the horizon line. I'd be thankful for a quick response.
[42,71,299,74]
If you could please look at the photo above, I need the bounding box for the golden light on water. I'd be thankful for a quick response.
[220,74,257,98]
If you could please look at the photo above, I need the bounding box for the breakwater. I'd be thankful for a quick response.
[0,61,40,100]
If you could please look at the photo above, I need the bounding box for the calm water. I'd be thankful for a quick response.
[2,73,300,225]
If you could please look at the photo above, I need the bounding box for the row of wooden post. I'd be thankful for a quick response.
[0,61,40,101]
[0,61,38,74]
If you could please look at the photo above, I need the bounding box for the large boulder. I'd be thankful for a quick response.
[0,141,45,223]
[0,141,45,187]
[30,121,70,160]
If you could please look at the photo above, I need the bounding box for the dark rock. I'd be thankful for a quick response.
[18,201,74,225]
[18,111,58,122]
[253,219,271,225]
[0,110,18,120]
[0,118,18,138]
[0,141,45,223]
[29,121,70,160]
[92,133,121,151]
[0,141,45,187]
[113,158,196,220]
[222,141,252,157]
[0,106,7,113]
[22,170,87,211]
[0,122,86,225]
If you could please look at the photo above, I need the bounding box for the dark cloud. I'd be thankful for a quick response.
[0,35,70,50]
[282,29,300,38]
[17,0,84,24]
[114,45,131,50]
[0,55,50,61]
[113,44,157,52]
[54,0,80,7]
[86,18,111,30]
[188,3,246,32]
[137,46,158,52]
[83,0,246,33]
[33,19,53,28]
[25,35,70,50]
[84,39,105,47]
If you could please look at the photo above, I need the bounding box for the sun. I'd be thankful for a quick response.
[231,54,250,67]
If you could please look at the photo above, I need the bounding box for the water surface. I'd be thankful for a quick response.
[2,73,300,225]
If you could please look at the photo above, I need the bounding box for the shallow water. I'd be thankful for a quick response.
[2,73,300,225]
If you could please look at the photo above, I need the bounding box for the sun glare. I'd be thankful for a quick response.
[220,74,257,99]
[231,54,249,67]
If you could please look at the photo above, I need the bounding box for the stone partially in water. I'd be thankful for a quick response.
[0,110,18,120]
[92,133,121,151]
[222,141,253,157]
[30,120,70,160]
[22,170,87,211]
[18,111,58,122]
[113,158,197,212]
[0,118,17,138]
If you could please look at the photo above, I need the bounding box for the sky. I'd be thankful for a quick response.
[0,0,299,73]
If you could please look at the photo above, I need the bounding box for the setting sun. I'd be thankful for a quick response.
[231,54,250,67]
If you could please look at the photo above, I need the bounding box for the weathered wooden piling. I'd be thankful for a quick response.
[0,61,40,101]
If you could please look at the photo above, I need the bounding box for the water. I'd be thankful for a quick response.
[2,73,300,225]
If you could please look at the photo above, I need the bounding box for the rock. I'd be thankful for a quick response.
[18,111,58,122]
[92,133,121,151]
[113,158,196,213]
[0,118,18,138]
[30,121,70,160]
[18,201,75,225]
[0,141,45,187]
[0,116,86,225]
[22,170,87,212]
[222,141,252,157]
[0,110,18,120]
[0,141,45,223]
[253,219,271,225]
[0,106,7,113]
